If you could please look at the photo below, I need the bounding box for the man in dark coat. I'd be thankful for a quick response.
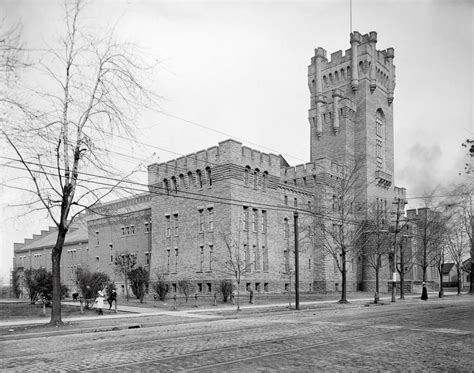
[421,282,428,301]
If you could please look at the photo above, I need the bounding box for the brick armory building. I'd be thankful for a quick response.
[13,31,418,295]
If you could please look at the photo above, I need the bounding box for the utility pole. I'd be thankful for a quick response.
[391,198,402,303]
[294,211,300,310]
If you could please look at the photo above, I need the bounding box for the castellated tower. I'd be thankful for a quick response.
[308,31,396,214]
[308,31,402,291]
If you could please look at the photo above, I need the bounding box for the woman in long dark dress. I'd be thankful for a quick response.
[421,282,428,301]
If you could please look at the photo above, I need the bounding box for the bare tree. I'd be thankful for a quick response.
[361,202,391,295]
[310,160,364,303]
[114,252,137,301]
[412,198,447,283]
[218,232,257,311]
[1,0,157,325]
[445,228,467,295]
[0,21,24,90]
[445,183,473,294]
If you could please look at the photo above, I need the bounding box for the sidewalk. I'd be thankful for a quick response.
[0,292,444,328]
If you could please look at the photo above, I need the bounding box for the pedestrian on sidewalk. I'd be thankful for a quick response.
[107,289,117,311]
[95,290,105,315]
[249,289,254,304]
[421,282,428,301]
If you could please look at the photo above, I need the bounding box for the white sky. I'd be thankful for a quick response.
[1,0,473,284]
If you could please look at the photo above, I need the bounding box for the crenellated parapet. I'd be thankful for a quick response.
[394,186,407,203]
[148,139,282,190]
[281,157,346,186]
[308,31,396,104]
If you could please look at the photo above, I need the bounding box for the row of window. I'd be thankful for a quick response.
[284,195,312,210]
[243,167,268,190]
[242,207,267,233]
[241,244,269,272]
[163,168,212,194]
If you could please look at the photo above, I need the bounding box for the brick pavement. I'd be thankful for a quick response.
[1,295,473,372]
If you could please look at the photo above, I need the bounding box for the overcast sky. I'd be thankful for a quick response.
[1,0,473,284]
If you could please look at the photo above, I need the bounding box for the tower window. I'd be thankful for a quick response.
[244,166,250,186]
[205,167,212,186]
[375,109,386,169]
[196,170,203,188]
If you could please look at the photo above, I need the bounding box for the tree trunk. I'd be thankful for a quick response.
[340,247,348,303]
[236,280,241,311]
[470,236,474,294]
[438,266,444,298]
[457,267,461,295]
[125,277,129,301]
[399,250,405,300]
[50,226,67,326]
[375,256,380,294]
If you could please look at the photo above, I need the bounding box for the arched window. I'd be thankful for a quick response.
[262,171,268,191]
[340,68,345,80]
[187,171,194,187]
[196,169,203,188]
[334,71,339,82]
[253,169,259,189]
[244,166,250,186]
[163,179,170,195]
[375,109,385,169]
[171,176,178,193]
[323,75,328,87]
[358,61,364,76]
[283,218,289,238]
[179,174,186,189]
[205,167,212,186]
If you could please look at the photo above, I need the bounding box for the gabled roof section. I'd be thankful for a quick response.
[14,220,88,253]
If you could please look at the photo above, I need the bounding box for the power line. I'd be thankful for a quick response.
[2,159,373,227]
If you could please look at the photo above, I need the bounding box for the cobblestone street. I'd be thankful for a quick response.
[1,296,473,372]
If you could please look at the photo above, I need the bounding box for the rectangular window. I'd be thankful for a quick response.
[145,252,150,265]
[174,248,178,273]
[209,244,213,271]
[199,210,204,232]
[121,226,125,236]
[253,245,260,271]
[263,245,269,272]
[166,249,170,273]
[130,225,135,235]
[165,216,171,237]
[208,208,214,231]
[284,219,289,238]
[95,231,99,245]
[199,245,204,272]
[173,214,179,236]
[144,222,151,233]
[284,250,289,273]
[244,244,250,271]
[243,207,249,231]
[261,210,267,234]
[252,210,257,232]
[294,198,298,208]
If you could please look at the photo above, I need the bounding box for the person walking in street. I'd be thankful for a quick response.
[421,282,428,301]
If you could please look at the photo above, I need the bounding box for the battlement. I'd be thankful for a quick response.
[394,186,407,202]
[148,139,282,183]
[406,207,430,220]
[281,157,346,180]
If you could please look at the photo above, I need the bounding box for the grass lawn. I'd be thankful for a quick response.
[0,302,99,320]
